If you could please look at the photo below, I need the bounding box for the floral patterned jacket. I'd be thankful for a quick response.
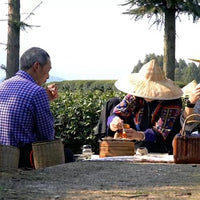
[107,94,182,142]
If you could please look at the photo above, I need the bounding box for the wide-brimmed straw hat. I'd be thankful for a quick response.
[115,59,183,100]
[189,58,200,62]
[181,80,197,97]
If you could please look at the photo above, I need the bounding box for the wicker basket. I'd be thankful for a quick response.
[32,139,65,169]
[173,114,200,164]
[0,144,20,171]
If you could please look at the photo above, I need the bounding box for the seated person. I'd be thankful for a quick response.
[94,97,121,140]
[0,47,58,168]
[180,69,200,133]
[107,59,183,154]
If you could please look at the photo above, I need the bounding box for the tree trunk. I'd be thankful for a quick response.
[6,0,20,79]
[163,8,176,80]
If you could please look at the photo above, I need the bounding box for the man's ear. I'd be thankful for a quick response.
[32,62,40,72]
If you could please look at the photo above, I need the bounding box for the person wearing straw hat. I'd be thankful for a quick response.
[107,59,183,154]
[0,47,58,168]
[181,58,200,132]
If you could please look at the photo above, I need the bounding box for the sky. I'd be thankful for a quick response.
[0,0,200,80]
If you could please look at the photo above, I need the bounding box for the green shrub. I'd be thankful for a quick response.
[49,79,185,155]
[54,80,117,92]
[50,89,123,154]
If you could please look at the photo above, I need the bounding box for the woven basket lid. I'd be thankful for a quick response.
[115,59,183,100]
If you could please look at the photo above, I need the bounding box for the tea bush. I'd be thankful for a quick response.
[55,80,116,92]
[50,89,123,154]
[49,79,185,155]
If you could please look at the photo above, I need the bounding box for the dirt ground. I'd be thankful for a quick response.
[0,160,200,200]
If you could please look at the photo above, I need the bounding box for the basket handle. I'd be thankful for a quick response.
[181,113,200,136]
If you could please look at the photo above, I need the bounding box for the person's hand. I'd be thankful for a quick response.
[124,128,145,141]
[46,83,58,101]
[110,116,123,131]
[189,84,200,104]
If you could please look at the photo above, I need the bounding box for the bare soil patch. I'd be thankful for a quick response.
[0,161,200,199]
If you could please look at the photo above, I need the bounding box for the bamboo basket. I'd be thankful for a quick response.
[173,114,200,164]
[32,139,65,169]
[99,140,135,158]
[0,144,20,171]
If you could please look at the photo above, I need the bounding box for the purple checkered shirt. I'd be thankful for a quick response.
[0,70,55,147]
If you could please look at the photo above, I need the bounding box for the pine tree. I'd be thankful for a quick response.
[123,0,200,80]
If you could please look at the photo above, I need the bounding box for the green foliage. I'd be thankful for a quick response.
[49,56,200,155]
[132,53,200,85]
[132,54,163,73]
[182,63,200,83]
[175,81,186,89]
[143,54,163,67]
[50,89,124,154]
[123,0,200,26]
[55,80,116,93]
[123,1,200,80]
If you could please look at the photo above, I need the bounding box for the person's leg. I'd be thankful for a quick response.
[64,147,75,163]
[18,144,34,169]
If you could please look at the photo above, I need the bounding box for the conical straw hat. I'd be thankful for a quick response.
[181,80,197,97]
[115,59,183,100]
[188,58,200,62]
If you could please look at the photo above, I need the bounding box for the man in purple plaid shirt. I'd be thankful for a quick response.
[0,47,59,168]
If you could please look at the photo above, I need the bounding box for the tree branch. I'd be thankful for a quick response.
[22,1,43,22]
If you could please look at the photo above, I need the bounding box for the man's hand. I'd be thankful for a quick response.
[46,84,58,101]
